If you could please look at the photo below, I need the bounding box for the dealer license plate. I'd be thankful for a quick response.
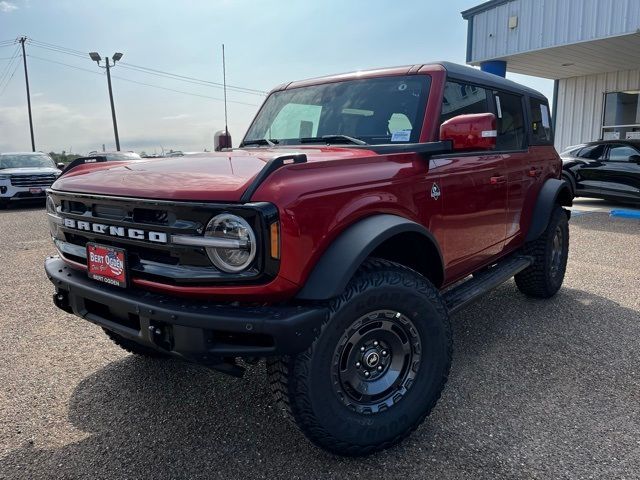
[29,187,42,194]
[86,243,128,288]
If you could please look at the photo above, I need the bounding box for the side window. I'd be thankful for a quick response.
[530,98,553,144]
[577,145,606,160]
[495,91,526,150]
[440,81,490,125]
[608,145,639,161]
[268,103,322,139]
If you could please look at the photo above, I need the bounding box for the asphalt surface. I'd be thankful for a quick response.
[0,199,639,480]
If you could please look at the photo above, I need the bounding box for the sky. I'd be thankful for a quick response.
[0,0,553,155]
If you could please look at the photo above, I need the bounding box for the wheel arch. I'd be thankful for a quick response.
[525,178,573,243]
[295,214,444,300]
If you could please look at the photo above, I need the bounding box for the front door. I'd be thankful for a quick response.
[436,153,508,280]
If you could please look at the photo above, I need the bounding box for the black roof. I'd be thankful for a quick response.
[437,61,547,100]
[586,139,640,146]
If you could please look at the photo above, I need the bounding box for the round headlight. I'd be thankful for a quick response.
[204,214,256,273]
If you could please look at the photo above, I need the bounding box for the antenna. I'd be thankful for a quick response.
[222,43,228,137]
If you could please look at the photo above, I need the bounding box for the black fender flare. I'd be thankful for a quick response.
[295,214,444,300]
[525,178,572,243]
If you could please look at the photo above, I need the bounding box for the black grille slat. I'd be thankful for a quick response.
[10,174,57,187]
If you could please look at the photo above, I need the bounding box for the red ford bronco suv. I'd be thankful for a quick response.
[45,62,572,455]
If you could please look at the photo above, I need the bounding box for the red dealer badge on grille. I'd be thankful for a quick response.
[86,243,128,288]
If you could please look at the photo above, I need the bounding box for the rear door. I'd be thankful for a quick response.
[598,143,640,200]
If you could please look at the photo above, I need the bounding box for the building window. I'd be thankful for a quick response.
[602,91,640,141]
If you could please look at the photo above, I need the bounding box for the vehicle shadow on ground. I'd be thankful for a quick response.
[2,285,639,480]
[0,201,45,213]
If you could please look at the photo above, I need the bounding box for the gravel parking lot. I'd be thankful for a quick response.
[0,200,639,480]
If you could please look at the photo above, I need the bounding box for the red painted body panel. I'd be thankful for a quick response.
[53,64,561,302]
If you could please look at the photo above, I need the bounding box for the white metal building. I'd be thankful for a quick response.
[462,0,640,151]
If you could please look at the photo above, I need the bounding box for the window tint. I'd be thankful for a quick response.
[608,145,639,161]
[495,92,526,150]
[440,81,490,124]
[577,145,605,160]
[267,103,322,139]
[530,98,552,144]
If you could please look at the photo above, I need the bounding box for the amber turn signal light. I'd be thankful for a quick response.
[270,221,280,259]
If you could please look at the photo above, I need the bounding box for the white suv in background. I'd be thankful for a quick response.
[0,152,62,208]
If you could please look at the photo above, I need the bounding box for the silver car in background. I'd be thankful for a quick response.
[0,152,62,208]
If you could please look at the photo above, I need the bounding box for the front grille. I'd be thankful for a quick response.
[10,174,57,187]
[49,191,278,286]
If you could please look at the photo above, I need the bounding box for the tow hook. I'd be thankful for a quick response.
[52,290,72,313]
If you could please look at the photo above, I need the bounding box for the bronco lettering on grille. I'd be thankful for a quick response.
[62,218,168,243]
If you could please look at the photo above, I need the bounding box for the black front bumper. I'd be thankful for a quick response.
[45,256,327,363]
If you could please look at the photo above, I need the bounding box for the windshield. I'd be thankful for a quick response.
[244,75,431,146]
[0,153,55,169]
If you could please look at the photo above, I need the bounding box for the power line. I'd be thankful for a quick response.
[25,37,268,96]
[0,56,20,95]
[27,54,105,76]
[26,54,259,106]
[0,46,20,88]
[119,62,267,95]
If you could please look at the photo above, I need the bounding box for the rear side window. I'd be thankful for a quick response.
[440,81,490,124]
[608,144,639,161]
[530,98,553,145]
[495,91,526,150]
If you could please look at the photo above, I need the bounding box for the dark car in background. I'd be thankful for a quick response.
[561,140,640,204]
[0,152,62,208]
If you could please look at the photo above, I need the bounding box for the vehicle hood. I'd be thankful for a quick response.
[51,147,375,202]
[0,167,60,176]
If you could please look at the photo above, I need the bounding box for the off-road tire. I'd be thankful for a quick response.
[103,328,170,359]
[515,206,569,298]
[267,258,452,456]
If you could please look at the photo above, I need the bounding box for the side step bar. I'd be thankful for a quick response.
[443,254,534,314]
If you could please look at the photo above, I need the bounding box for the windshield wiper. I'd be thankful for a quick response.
[241,138,279,147]
[300,135,368,145]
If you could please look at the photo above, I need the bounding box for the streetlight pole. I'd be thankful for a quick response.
[90,52,123,151]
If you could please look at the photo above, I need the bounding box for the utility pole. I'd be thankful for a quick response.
[89,51,123,151]
[104,57,120,151]
[19,37,35,152]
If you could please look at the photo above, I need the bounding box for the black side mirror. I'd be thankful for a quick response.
[630,155,640,164]
[57,163,65,170]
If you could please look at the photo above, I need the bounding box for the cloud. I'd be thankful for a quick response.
[161,113,190,121]
[0,1,18,12]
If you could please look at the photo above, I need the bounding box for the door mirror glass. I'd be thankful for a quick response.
[440,113,497,151]
[629,154,640,164]
[56,163,65,170]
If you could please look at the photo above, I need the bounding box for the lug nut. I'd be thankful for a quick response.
[360,346,365,352]
[381,350,388,356]
[373,341,379,346]
[377,365,383,371]
[355,362,361,368]
[364,371,370,377]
